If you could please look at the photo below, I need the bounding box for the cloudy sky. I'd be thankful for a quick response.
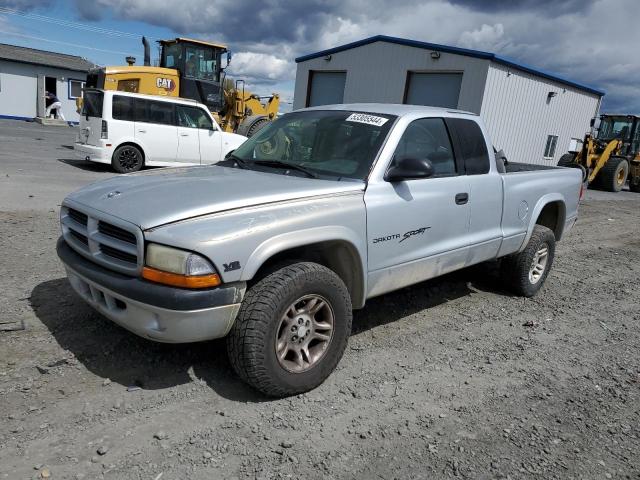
[0,0,637,112]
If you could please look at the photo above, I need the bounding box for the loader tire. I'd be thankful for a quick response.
[557,153,575,167]
[629,175,640,193]
[598,157,628,192]
[501,225,555,298]
[226,262,352,397]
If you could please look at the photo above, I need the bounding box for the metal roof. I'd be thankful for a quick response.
[295,35,605,97]
[0,43,95,72]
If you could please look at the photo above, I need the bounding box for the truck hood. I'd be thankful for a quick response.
[65,166,364,230]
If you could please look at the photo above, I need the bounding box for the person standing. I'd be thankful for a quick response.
[44,91,66,121]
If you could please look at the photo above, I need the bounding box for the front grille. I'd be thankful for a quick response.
[100,244,138,264]
[68,208,88,226]
[69,229,88,245]
[61,206,141,275]
[98,221,136,244]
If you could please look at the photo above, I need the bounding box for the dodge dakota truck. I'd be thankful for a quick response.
[57,104,583,397]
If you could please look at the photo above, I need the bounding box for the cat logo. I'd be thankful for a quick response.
[156,77,175,92]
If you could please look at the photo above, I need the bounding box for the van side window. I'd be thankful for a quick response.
[177,105,213,129]
[112,95,135,121]
[392,118,456,177]
[446,118,490,175]
[146,101,175,126]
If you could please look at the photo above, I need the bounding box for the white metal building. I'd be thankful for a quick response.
[0,43,94,124]
[293,35,604,165]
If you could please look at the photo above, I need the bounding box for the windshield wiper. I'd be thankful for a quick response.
[253,160,319,178]
[223,153,249,169]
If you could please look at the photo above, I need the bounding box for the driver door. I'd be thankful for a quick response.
[365,117,471,297]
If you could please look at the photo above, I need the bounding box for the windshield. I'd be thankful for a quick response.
[598,117,634,141]
[228,110,397,180]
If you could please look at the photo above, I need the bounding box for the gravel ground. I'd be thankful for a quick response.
[1,119,639,479]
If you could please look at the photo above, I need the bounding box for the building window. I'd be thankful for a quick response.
[68,79,85,99]
[543,135,558,158]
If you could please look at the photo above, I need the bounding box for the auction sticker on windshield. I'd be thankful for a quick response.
[346,113,389,127]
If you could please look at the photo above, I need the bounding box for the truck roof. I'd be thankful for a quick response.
[300,103,477,117]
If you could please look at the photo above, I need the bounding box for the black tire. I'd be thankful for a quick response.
[501,225,556,297]
[246,117,270,137]
[112,144,143,173]
[227,262,352,397]
[557,153,575,167]
[629,175,640,193]
[598,156,628,192]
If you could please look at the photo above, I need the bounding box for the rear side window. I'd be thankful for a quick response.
[112,95,135,121]
[134,99,175,126]
[392,118,456,177]
[446,118,490,175]
[82,91,103,118]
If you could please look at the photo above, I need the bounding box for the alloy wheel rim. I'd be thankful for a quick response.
[118,148,139,171]
[275,294,335,373]
[529,244,549,284]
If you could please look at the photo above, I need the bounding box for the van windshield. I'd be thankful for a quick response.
[225,110,397,180]
[82,91,104,118]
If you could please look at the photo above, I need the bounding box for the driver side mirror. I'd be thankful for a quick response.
[385,156,434,182]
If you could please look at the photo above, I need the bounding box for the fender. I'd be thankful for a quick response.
[241,225,368,308]
[518,193,566,252]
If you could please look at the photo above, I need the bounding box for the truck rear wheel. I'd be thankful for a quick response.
[501,225,556,297]
[226,262,352,397]
[598,157,628,192]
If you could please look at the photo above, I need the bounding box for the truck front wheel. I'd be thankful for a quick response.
[501,225,556,297]
[226,262,352,397]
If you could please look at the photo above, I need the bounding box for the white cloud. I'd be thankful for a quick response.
[459,23,505,50]
[227,51,294,83]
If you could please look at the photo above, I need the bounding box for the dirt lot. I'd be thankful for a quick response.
[1,119,639,479]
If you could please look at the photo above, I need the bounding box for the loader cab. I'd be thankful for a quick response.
[596,115,640,157]
[159,38,228,114]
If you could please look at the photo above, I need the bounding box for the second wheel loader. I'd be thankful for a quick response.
[558,114,640,192]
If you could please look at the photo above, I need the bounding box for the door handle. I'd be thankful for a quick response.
[137,129,146,133]
[455,193,469,205]
[180,133,189,136]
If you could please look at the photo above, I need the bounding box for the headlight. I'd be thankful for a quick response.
[142,243,221,289]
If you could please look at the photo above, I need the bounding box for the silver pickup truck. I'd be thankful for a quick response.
[57,104,583,396]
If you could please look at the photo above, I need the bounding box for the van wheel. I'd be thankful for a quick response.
[227,262,352,397]
[501,225,555,297]
[112,145,143,173]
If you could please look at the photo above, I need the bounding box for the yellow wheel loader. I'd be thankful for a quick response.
[79,37,279,136]
[558,114,640,192]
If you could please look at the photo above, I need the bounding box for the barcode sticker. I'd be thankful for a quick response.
[345,113,389,126]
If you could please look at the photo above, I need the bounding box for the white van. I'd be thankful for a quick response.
[74,90,247,173]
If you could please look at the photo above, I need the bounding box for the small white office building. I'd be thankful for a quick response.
[0,43,94,124]
[293,35,604,165]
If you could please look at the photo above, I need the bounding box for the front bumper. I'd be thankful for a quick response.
[74,142,110,164]
[57,238,245,343]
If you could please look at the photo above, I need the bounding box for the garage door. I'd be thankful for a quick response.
[405,72,462,109]
[307,71,347,107]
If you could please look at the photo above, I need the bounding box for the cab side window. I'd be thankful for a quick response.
[177,105,213,129]
[392,118,456,177]
[446,118,490,175]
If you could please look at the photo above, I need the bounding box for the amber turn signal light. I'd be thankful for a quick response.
[142,266,221,289]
